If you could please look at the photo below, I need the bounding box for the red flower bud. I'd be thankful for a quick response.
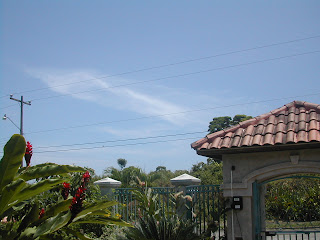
[39,208,45,219]
[61,182,70,200]
[24,141,33,167]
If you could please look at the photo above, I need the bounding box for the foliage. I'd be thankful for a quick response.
[121,184,200,240]
[104,161,188,188]
[124,215,200,240]
[117,158,127,170]
[104,165,148,188]
[0,134,130,240]
[265,176,320,222]
[208,114,252,134]
[148,167,188,187]
[191,158,223,185]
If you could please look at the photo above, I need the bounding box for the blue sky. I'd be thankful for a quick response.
[1,1,319,175]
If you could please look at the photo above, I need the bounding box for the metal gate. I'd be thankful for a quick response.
[186,185,226,238]
[253,176,320,240]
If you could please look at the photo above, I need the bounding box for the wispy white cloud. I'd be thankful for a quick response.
[26,68,190,124]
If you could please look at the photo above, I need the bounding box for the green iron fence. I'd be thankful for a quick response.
[114,185,226,238]
[186,185,226,238]
[114,187,176,222]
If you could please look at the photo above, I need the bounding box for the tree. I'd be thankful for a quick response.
[104,165,147,188]
[190,158,223,185]
[208,114,252,134]
[117,158,127,170]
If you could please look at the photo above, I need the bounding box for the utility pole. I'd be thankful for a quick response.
[9,95,31,136]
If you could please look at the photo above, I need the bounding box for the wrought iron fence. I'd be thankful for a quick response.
[114,187,176,222]
[114,185,226,238]
[186,185,226,238]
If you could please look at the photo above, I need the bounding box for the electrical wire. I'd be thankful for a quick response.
[29,50,320,102]
[21,91,320,135]
[36,131,208,149]
[3,34,320,98]
[33,136,204,154]
[0,104,18,110]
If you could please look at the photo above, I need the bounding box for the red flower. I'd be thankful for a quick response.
[39,208,45,219]
[69,171,90,218]
[24,141,33,167]
[26,141,33,154]
[69,185,86,216]
[82,171,90,183]
[61,182,70,200]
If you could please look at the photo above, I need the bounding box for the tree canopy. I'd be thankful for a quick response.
[117,158,127,170]
[208,114,252,134]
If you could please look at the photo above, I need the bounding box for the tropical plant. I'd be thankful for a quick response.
[119,181,201,240]
[124,214,200,240]
[0,134,131,240]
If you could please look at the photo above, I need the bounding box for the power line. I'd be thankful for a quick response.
[4,34,320,98]
[0,104,18,110]
[1,92,319,147]
[22,91,320,135]
[33,136,203,154]
[30,50,320,102]
[36,131,208,149]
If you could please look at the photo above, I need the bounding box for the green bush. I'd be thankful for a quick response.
[265,177,320,222]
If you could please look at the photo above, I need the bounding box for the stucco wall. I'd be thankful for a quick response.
[221,148,320,240]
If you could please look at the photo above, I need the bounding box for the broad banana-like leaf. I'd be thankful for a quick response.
[72,200,118,222]
[0,134,25,192]
[17,202,40,233]
[17,164,86,181]
[10,178,66,208]
[0,178,26,217]
[17,163,57,174]
[34,211,72,237]
[71,215,132,227]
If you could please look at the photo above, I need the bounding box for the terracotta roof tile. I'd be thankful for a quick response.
[274,132,284,144]
[192,101,320,151]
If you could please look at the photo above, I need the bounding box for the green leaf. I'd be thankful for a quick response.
[19,226,37,240]
[71,215,132,227]
[63,227,94,240]
[10,178,66,208]
[17,202,40,233]
[33,199,72,225]
[0,178,26,217]
[72,200,118,222]
[34,211,72,237]
[17,164,86,181]
[0,134,26,192]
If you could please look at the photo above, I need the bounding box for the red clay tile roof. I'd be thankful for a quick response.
[191,101,320,153]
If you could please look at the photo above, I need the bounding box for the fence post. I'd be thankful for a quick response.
[170,174,201,219]
[93,177,122,198]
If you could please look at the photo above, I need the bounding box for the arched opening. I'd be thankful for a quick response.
[253,173,320,239]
